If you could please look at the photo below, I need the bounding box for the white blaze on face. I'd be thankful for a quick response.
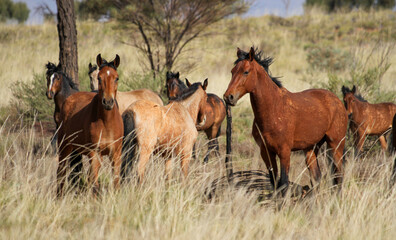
[107,70,110,76]
[48,74,55,92]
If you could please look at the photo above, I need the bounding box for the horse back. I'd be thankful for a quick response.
[117,89,163,114]
[200,94,226,130]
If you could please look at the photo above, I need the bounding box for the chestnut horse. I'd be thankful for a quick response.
[122,80,208,182]
[57,54,124,195]
[342,85,396,154]
[224,47,347,192]
[45,62,79,150]
[165,71,226,163]
[88,63,163,114]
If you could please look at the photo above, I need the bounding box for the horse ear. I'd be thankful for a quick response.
[176,72,180,79]
[203,78,208,90]
[89,62,92,70]
[237,47,243,59]
[352,85,356,94]
[249,47,255,61]
[96,54,103,67]
[166,71,171,80]
[113,54,120,69]
[185,78,191,87]
[341,86,346,95]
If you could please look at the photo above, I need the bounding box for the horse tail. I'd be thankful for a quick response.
[121,110,137,180]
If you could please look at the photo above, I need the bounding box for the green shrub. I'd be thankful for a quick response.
[8,73,53,123]
[304,44,351,72]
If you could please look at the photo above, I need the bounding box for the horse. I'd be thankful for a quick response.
[122,79,208,182]
[223,47,347,193]
[88,63,163,114]
[341,85,396,154]
[45,62,79,150]
[57,54,124,196]
[165,71,226,163]
[391,114,396,185]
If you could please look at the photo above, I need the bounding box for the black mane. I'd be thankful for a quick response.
[169,82,202,101]
[234,48,282,88]
[89,64,98,74]
[45,62,79,91]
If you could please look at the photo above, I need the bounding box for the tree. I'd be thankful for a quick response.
[112,0,250,78]
[0,0,29,23]
[56,0,79,86]
[281,0,291,16]
[305,0,396,11]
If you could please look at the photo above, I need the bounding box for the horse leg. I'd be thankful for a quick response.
[69,150,83,189]
[88,151,102,195]
[379,135,387,151]
[137,146,153,183]
[304,147,321,187]
[180,148,193,178]
[356,131,366,157]
[326,137,345,186]
[278,148,291,195]
[165,158,173,181]
[111,147,122,190]
[259,146,277,188]
[56,146,72,197]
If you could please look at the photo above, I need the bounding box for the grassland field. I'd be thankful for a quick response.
[0,9,395,239]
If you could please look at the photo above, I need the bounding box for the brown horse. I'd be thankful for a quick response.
[224,47,347,193]
[45,62,79,150]
[342,85,396,154]
[57,54,124,195]
[122,79,208,182]
[165,71,226,163]
[88,63,163,114]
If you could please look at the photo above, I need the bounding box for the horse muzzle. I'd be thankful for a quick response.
[46,90,54,99]
[102,97,115,110]
[223,93,238,106]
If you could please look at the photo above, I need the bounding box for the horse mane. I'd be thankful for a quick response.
[89,64,98,74]
[98,59,116,70]
[234,48,282,88]
[45,62,79,91]
[169,82,202,101]
[342,86,367,102]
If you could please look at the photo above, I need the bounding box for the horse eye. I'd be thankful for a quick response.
[244,71,249,75]
[115,77,119,82]
[98,77,102,83]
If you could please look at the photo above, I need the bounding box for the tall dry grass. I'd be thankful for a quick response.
[0,119,395,239]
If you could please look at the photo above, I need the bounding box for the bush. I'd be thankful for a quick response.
[304,44,351,72]
[8,73,53,123]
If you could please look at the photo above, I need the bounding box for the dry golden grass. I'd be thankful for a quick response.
[1,9,396,239]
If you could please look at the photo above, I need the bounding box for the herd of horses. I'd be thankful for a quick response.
[45,48,396,197]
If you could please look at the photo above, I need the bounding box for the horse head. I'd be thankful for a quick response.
[88,62,99,91]
[96,54,120,111]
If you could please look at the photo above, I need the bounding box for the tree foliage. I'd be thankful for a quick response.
[111,0,250,78]
[305,0,395,11]
[0,0,29,23]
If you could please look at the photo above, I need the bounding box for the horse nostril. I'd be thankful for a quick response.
[109,98,114,106]
[102,98,106,106]
[229,95,234,101]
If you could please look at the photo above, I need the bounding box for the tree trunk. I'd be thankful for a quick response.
[56,0,79,86]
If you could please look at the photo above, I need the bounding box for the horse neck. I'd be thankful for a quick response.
[249,69,285,122]
[351,98,368,119]
[178,92,203,123]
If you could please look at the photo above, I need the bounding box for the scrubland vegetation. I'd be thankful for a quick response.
[0,8,396,239]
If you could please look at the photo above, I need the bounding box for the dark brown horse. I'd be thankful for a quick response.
[391,114,396,185]
[342,85,396,154]
[165,71,226,163]
[223,47,347,193]
[57,54,124,195]
[45,62,79,149]
[122,80,208,182]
